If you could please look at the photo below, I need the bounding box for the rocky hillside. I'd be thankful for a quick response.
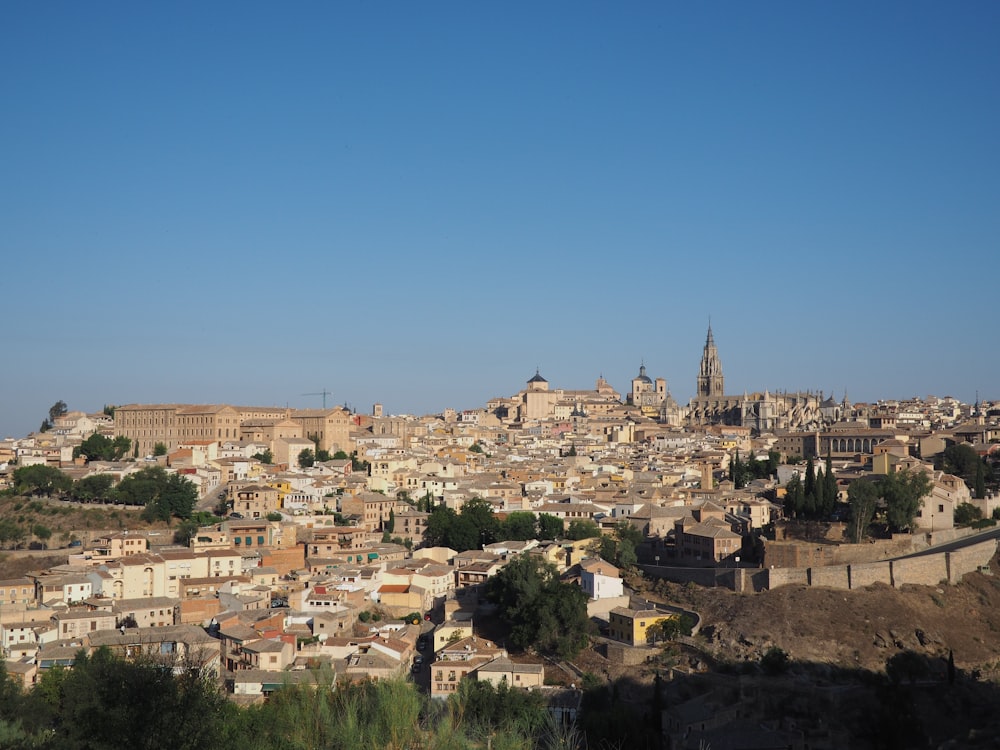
[636,558,1000,677]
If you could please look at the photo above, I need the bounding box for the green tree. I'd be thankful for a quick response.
[48,400,68,426]
[804,456,816,497]
[31,524,52,544]
[975,459,987,499]
[0,521,26,550]
[252,449,274,464]
[886,650,930,685]
[847,478,879,542]
[953,502,983,526]
[298,449,315,468]
[46,647,229,749]
[115,466,198,521]
[760,646,790,675]
[537,513,564,539]
[565,519,600,540]
[501,511,537,541]
[74,433,132,462]
[486,554,591,659]
[940,443,982,485]
[881,469,932,533]
[824,453,838,506]
[153,442,168,457]
[784,473,805,517]
[70,473,115,503]
[12,465,72,497]
[315,449,332,462]
[469,442,484,454]
[424,506,457,548]
[385,508,395,533]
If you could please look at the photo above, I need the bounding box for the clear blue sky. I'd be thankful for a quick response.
[2,2,998,438]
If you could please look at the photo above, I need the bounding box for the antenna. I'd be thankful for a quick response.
[302,390,332,409]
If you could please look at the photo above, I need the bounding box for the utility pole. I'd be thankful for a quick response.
[302,390,332,409]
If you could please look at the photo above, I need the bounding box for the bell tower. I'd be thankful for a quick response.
[697,323,725,398]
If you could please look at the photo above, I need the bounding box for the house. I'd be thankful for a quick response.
[607,606,672,646]
[578,558,623,600]
[475,656,545,689]
[430,636,506,699]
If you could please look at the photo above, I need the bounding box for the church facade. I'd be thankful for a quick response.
[684,325,826,432]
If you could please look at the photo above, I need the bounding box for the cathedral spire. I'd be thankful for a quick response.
[697,322,725,398]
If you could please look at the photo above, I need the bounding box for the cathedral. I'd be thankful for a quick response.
[684,324,825,432]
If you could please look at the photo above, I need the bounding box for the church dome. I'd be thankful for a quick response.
[634,364,652,384]
[527,370,547,384]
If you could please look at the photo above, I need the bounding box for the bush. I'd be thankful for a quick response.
[760,646,790,675]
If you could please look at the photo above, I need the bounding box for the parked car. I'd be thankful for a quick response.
[229,512,244,519]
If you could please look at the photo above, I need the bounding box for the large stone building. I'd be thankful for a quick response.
[685,326,824,432]
[114,403,353,457]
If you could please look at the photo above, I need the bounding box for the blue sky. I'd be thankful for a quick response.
[2,2,998,438]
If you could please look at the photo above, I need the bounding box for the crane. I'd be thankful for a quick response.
[302,390,332,409]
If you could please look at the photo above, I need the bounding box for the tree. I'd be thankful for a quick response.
[565,519,600,540]
[881,469,932,533]
[153,442,168,457]
[424,506,457,548]
[252,449,273,464]
[0,521,26,550]
[44,647,229,749]
[315,449,332,462]
[48,400,68,425]
[886,650,930,685]
[815,467,827,517]
[975,459,987,500]
[74,434,132,462]
[847,479,879,542]
[954,502,984,526]
[760,646,790,675]
[501,511,537,541]
[114,466,198,521]
[31,524,52,543]
[12,465,72,497]
[784,474,805,517]
[537,513,564,540]
[824,453,838,506]
[469,442,483,454]
[486,554,591,659]
[70,473,115,503]
[803,456,816,498]
[940,443,982,485]
[298,449,315,469]
[385,509,395,533]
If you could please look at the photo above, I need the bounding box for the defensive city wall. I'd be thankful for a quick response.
[758,537,997,592]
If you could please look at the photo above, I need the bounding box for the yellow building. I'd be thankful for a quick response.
[608,606,671,646]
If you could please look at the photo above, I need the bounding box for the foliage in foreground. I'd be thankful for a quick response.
[0,652,579,750]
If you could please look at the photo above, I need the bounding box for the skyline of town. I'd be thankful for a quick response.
[4,4,998,446]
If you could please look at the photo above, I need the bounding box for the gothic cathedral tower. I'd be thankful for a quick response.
[697,324,725,398]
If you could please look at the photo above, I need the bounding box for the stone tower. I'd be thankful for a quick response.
[697,324,725,398]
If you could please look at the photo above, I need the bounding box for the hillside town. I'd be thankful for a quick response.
[1,326,998,747]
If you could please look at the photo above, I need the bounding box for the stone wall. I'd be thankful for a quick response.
[891,554,949,588]
[763,534,925,569]
[848,561,891,588]
[765,538,997,592]
[605,642,650,667]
